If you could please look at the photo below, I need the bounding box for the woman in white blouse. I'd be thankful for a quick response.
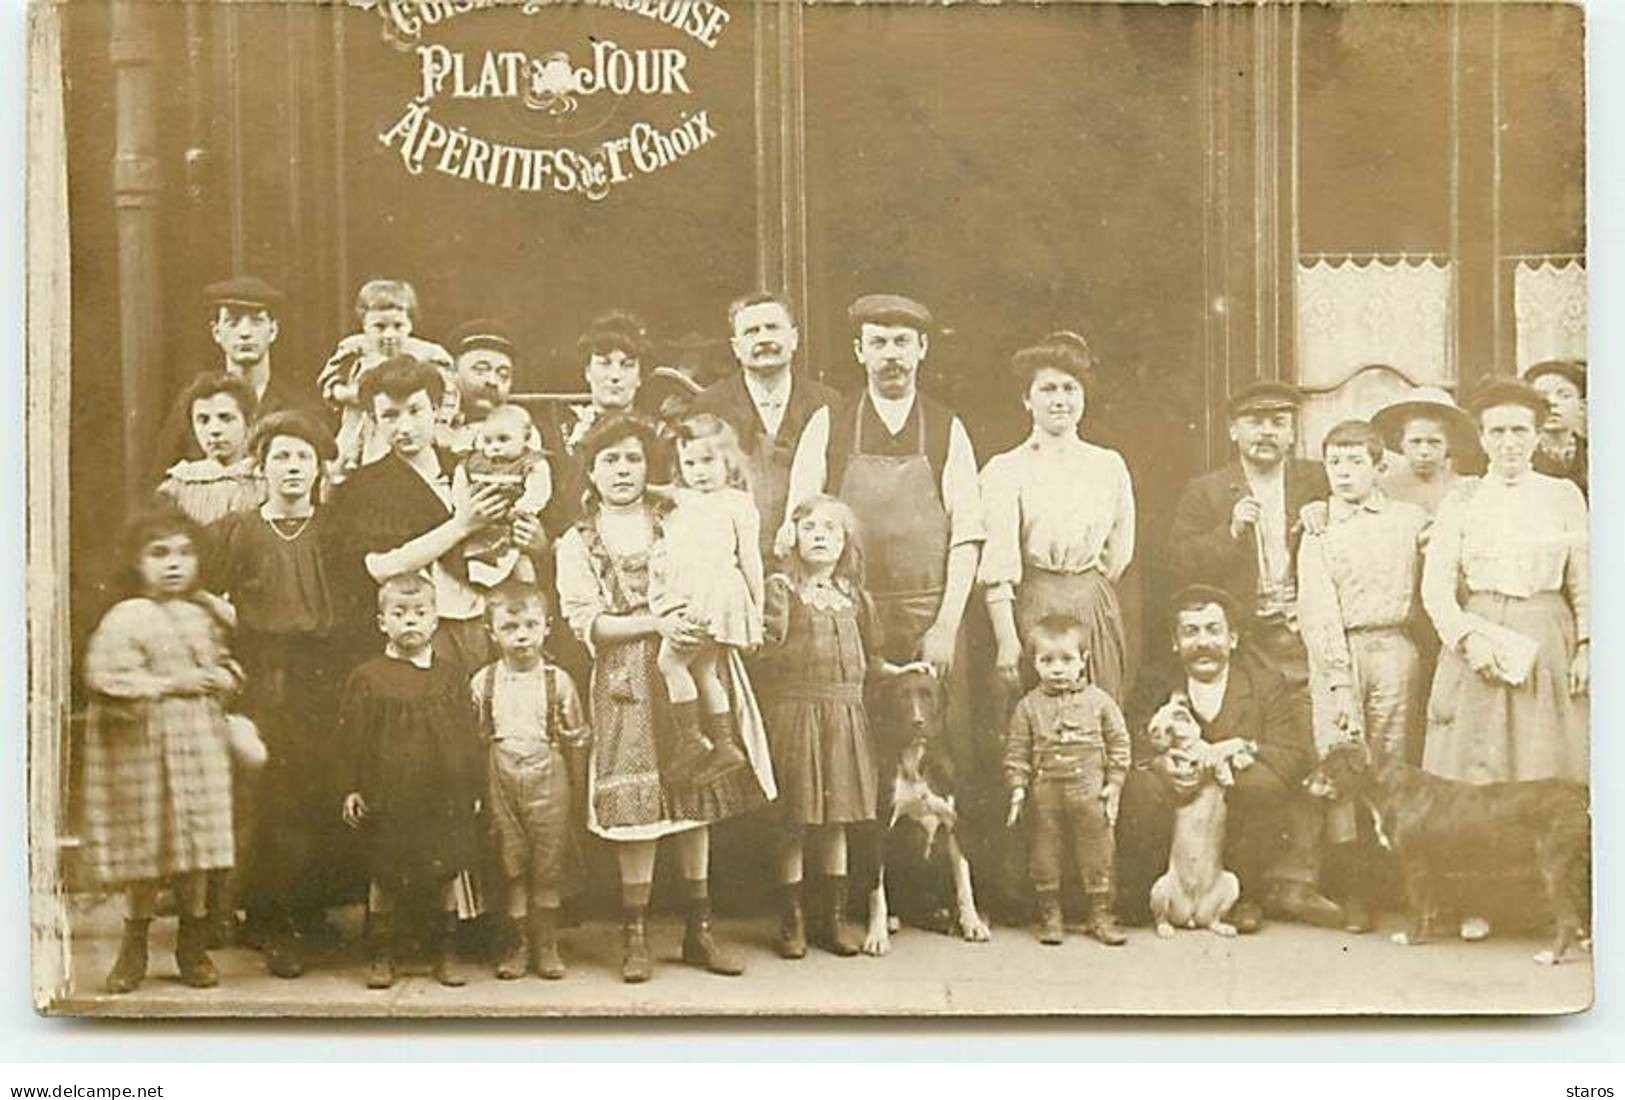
[1422,379,1588,786]
[980,339,1136,702]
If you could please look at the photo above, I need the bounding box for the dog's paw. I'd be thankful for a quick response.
[960,912,991,943]
[862,928,892,957]
[1391,931,1416,947]
[1155,921,1176,939]
[1533,949,1558,966]
[1210,921,1238,938]
[887,915,901,933]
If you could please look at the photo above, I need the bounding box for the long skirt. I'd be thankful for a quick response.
[1015,567,1129,705]
[1423,590,1587,784]
[83,695,235,885]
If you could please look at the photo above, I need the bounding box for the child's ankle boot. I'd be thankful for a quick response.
[776,882,807,960]
[364,911,396,990]
[682,897,745,975]
[529,907,565,980]
[176,915,220,987]
[820,875,861,957]
[664,700,713,785]
[1035,891,1065,945]
[495,915,529,980]
[104,918,151,994]
[1085,892,1127,946]
[433,914,468,987]
[696,710,749,781]
[621,909,652,984]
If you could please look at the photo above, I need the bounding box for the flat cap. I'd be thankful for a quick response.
[848,293,933,331]
[1465,377,1548,421]
[1523,359,1586,396]
[1226,379,1303,418]
[205,275,284,312]
[1168,583,1241,625]
[447,318,517,357]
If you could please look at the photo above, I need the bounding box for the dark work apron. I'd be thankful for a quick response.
[836,396,951,662]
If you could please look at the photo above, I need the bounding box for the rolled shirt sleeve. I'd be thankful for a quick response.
[942,416,985,550]
[554,527,606,655]
[782,405,831,532]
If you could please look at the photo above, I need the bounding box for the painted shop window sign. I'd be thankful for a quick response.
[354,0,732,201]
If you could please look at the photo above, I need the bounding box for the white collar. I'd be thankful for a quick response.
[867,388,917,434]
[743,369,791,403]
[385,643,434,669]
[1185,668,1230,722]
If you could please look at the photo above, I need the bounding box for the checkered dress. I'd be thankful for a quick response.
[81,598,236,885]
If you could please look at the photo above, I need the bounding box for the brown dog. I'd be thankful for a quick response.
[1145,696,1241,938]
[862,662,991,955]
[1306,741,1590,965]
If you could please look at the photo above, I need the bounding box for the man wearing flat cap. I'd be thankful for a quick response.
[1525,359,1588,497]
[1164,379,1341,928]
[151,276,317,481]
[442,318,535,456]
[692,292,838,564]
[1372,386,1481,516]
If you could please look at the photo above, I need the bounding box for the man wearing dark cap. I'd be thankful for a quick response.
[1168,380,1329,677]
[1525,359,1588,496]
[442,318,529,455]
[692,292,837,564]
[152,276,315,480]
[1164,379,1340,928]
[780,293,987,951]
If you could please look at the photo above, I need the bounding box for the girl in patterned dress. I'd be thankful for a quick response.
[155,373,265,527]
[555,413,774,983]
[757,494,895,958]
[82,508,243,994]
[647,413,766,785]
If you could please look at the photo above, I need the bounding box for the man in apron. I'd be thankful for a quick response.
[779,294,988,928]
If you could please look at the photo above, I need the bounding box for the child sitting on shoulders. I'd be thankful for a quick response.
[452,404,552,588]
[340,573,484,990]
[319,279,456,476]
[1004,614,1130,948]
[155,372,264,527]
[470,583,586,981]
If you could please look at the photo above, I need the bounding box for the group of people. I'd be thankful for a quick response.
[77,271,1590,996]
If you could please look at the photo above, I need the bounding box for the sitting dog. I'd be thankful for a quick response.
[861,661,991,955]
[1145,695,1241,938]
[1306,740,1591,965]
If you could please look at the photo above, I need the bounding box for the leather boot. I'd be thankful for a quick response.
[529,907,565,980]
[775,882,807,960]
[621,909,652,984]
[104,918,151,995]
[176,916,219,988]
[682,897,745,975]
[819,876,860,957]
[1266,881,1346,929]
[664,700,713,786]
[1035,891,1064,945]
[432,914,468,987]
[1085,892,1128,946]
[495,915,529,980]
[364,911,396,990]
[695,710,749,784]
[265,924,306,980]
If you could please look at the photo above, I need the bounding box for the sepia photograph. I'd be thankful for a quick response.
[25,0,1592,1018]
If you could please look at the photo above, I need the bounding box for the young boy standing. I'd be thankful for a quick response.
[471,584,586,980]
[1004,614,1131,947]
[1297,419,1430,931]
[340,573,484,989]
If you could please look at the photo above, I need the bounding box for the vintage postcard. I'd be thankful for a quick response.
[26,0,1592,1017]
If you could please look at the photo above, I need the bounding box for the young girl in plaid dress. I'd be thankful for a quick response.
[83,508,243,994]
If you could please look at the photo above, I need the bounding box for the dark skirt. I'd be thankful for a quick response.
[1015,567,1128,704]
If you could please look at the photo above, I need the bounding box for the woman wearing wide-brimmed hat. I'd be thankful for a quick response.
[1371,386,1483,516]
[1421,378,1588,790]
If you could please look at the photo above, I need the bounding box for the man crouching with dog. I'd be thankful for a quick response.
[1116,585,1337,933]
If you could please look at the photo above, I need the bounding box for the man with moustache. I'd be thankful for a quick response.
[1162,381,1341,928]
[152,276,318,480]
[692,292,837,564]
[1114,587,1323,933]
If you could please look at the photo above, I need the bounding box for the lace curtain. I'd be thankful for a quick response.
[1514,259,1586,374]
[1293,257,1455,455]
